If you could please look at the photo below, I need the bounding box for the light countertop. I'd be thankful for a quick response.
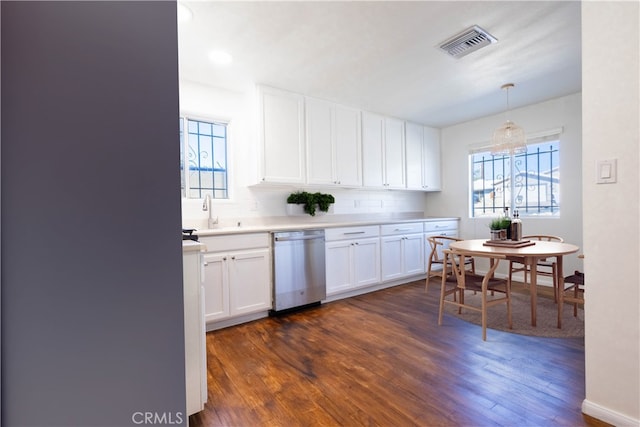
[182,240,206,252]
[190,216,459,237]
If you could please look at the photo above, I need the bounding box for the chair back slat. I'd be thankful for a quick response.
[523,234,564,243]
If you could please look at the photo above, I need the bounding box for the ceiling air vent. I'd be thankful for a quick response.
[439,25,497,59]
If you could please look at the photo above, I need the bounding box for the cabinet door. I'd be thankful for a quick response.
[202,253,229,322]
[361,111,385,187]
[334,105,362,187]
[306,97,335,185]
[325,241,353,295]
[259,87,305,184]
[384,117,406,188]
[380,235,404,281]
[405,121,424,190]
[228,248,271,316]
[403,233,425,276]
[352,237,381,287]
[422,126,441,191]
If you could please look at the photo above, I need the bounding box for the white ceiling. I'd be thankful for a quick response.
[177,1,582,128]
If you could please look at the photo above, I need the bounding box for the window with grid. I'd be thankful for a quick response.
[470,140,560,218]
[180,117,228,199]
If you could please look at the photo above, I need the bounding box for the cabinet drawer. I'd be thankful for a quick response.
[423,220,458,233]
[199,233,270,253]
[380,222,424,236]
[325,225,380,241]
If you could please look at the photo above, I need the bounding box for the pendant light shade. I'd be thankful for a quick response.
[491,83,526,156]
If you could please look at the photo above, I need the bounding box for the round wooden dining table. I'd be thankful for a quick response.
[449,239,580,327]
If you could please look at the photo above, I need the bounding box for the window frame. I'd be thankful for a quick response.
[469,134,561,219]
[180,114,231,200]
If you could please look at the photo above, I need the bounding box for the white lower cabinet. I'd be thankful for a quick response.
[325,226,380,295]
[200,234,271,325]
[182,242,207,416]
[380,223,425,281]
[228,248,271,316]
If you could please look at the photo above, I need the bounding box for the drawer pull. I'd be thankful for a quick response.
[343,231,366,235]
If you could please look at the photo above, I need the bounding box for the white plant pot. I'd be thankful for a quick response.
[286,203,333,216]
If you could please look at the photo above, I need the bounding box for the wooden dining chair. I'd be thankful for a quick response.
[438,249,512,341]
[508,235,564,301]
[558,254,585,328]
[425,235,475,293]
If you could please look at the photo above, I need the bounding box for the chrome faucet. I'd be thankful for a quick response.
[202,194,218,228]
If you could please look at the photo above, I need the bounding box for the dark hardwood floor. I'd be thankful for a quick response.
[189,280,608,427]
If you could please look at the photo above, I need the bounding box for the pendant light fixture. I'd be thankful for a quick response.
[491,83,526,156]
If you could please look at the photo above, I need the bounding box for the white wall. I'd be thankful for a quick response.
[179,81,427,229]
[581,2,639,425]
[427,92,584,278]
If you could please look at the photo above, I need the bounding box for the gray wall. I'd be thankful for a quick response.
[1,2,186,426]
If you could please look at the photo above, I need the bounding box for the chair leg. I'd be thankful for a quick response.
[425,260,433,292]
[438,274,447,326]
[506,281,513,330]
[573,286,579,317]
[508,260,516,285]
[557,285,563,329]
[552,263,558,303]
[481,290,487,341]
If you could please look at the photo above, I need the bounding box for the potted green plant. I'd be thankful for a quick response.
[489,217,511,240]
[286,191,335,216]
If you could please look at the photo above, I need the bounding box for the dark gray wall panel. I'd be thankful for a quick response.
[1,2,185,425]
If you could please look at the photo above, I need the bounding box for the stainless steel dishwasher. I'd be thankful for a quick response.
[272,229,326,313]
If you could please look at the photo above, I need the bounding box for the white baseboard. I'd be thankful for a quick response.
[323,274,426,303]
[582,399,640,426]
[206,311,269,331]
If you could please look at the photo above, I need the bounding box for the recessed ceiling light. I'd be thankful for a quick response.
[177,2,192,23]
[208,50,233,66]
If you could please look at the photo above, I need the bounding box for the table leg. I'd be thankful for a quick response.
[557,255,564,329]
[530,257,537,327]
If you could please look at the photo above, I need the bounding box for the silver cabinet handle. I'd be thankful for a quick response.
[344,231,366,235]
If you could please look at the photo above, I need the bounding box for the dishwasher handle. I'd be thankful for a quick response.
[274,234,324,242]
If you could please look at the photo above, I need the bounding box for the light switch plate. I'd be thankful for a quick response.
[596,159,617,184]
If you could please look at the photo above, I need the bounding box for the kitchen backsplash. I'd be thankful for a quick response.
[181,187,427,230]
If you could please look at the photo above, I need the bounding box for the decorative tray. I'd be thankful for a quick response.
[483,239,535,248]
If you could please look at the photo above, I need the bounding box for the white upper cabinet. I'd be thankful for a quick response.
[362,112,406,189]
[405,121,442,191]
[361,112,385,187]
[422,126,442,191]
[384,117,406,188]
[257,86,438,190]
[306,97,362,187]
[305,97,333,185]
[333,104,362,187]
[405,121,424,190]
[258,86,305,184]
